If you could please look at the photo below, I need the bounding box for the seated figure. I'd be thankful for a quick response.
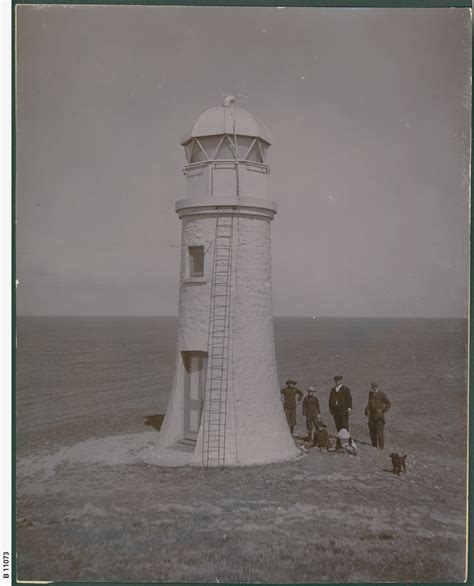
[337,428,358,456]
[313,420,331,449]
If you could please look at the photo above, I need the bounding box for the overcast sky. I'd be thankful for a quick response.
[16,5,471,317]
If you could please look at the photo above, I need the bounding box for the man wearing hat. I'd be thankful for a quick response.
[302,386,320,442]
[364,383,391,449]
[328,376,353,435]
[280,379,303,436]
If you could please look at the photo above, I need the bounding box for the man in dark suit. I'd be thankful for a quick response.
[364,382,391,449]
[328,375,352,434]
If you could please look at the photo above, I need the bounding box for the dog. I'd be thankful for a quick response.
[390,453,407,475]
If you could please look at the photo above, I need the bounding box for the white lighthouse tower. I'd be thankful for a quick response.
[154,96,299,466]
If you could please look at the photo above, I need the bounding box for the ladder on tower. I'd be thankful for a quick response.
[202,210,235,467]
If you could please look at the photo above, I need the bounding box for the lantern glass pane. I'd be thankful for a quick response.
[184,143,193,162]
[245,140,263,163]
[236,136,254,158]
[198,136,222,158]
[191,140,207,163]
[215,136,237,160]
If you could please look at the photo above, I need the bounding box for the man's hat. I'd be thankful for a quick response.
[337,428,351,440]
[334,376,343,382]
[286,379,297,385]
[306,386,316,393]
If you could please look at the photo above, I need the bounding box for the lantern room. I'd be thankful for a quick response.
[180,96,271,200]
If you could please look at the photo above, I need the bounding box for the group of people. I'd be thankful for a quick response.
[280,375,391,452]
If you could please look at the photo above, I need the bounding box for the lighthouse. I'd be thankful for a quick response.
[154,97,300,466]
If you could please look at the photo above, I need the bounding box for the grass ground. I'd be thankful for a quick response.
[16,416,466,583]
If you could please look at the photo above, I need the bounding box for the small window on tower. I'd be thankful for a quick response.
[189,246,204,278]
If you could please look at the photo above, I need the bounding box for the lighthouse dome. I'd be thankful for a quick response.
[181,101,272,146]
[180,96,272,199]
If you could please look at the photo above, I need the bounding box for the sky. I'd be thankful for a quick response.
[16,5,471,317]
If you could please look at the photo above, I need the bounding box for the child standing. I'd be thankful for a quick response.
[302,386,320,442]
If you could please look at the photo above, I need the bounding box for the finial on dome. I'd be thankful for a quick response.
[223,95,236,107]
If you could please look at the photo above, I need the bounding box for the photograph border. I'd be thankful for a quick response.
[9,1,472,584]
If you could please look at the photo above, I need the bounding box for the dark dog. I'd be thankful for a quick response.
[390,453,407,475]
